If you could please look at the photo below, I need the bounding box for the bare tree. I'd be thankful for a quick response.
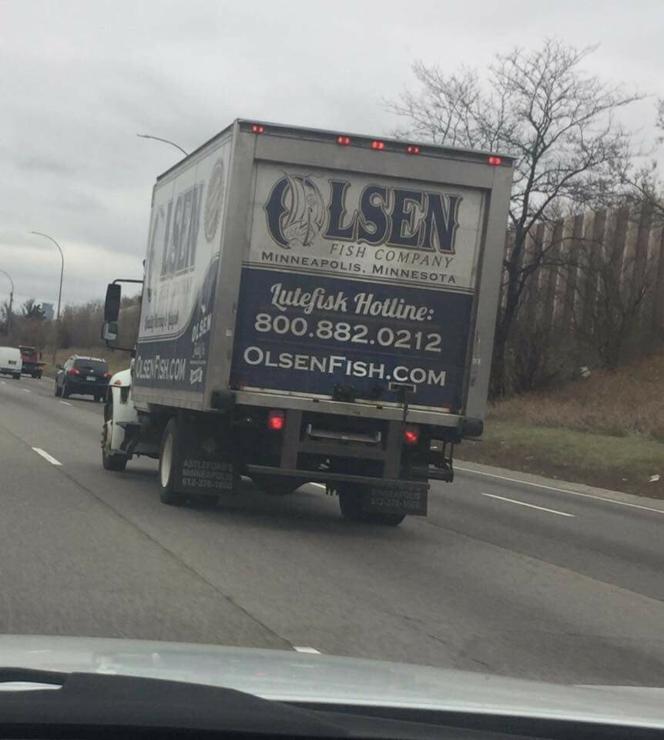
[388,40,641,393]
[625,99,664,226]
[21,298,46,321]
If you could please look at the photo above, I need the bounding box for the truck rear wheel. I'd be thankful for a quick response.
[338,484,406,527]
[159,418,186,506]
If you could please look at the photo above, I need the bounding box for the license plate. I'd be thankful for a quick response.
[364,485,428,516]
[87,375,96,381]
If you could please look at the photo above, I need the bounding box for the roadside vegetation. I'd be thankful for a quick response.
[459,352,664,497]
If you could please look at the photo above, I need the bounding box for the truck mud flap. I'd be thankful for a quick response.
[364,482,428,517]
[173,416,239,495]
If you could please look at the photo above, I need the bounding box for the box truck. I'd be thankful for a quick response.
[101,119,513,525]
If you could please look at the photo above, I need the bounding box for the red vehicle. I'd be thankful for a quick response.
[19,345,45,378]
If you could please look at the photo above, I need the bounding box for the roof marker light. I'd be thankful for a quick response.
[251,124,265,134]
[406,145,420,155]
[337,135,351,146]
[371,140,385,151]
[488,155,502,166]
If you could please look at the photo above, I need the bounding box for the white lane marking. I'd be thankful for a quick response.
[32,447,62,466]
[59,400,72,406]
[481,492,575,518]
[310,483,326,489]
[293,646,321,654]
[457,466,664,516]
[22,388,31,393]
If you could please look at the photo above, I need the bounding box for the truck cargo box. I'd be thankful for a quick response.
[132,120,512,429]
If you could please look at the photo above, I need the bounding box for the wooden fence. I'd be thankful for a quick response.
[504,205,664,363]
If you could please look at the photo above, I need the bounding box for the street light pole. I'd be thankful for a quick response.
[137,133,188,156]
[0,268,14,335]
[30,232,64,365]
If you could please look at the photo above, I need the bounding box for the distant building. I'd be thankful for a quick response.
[41,302,54,321]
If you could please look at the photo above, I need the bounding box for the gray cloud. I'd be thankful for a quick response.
[0,0,662,309]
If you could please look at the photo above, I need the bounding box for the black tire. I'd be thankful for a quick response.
[13,373,20,380]
[102,446,128,471]
[338,484,406,526]
[158,418,186,506]
[32,372,41,379]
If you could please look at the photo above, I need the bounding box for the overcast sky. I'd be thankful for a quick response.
[1,0,662,310]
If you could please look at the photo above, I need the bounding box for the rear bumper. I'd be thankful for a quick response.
[232,389,463,428]
[65,380,108,394]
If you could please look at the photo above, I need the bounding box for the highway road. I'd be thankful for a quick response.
[1,374,664,686]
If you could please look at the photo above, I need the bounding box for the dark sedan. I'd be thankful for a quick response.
[55,355,111,401]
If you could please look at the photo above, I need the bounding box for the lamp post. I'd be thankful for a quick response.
[0,268,13,335]
[136,133,188,156]
[30,232,64,364]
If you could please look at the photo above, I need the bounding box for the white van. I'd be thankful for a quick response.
[0,346,22,379]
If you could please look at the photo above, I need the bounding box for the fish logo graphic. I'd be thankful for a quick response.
[204,158,226,242]
[265,174,325,248]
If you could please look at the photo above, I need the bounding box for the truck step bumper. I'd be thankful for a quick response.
[245,464,428,492]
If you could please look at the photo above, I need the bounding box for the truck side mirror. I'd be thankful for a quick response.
[102,321,119,343]
[104,283,122,322]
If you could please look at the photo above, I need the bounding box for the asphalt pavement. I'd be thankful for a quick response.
[1,373,664,686]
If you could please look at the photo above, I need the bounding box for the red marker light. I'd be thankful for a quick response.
[406,145,420,155]
[251,124,265,134]
[267,409,285,431]
[337,135,351,146]
[403,425,420,446]
[371,140,385,151]
[488,155,502,166]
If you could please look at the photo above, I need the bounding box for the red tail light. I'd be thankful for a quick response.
[403,425,420,446]
[337,135,351,146]
[67,368,80,376]
[267,409,285,431]
[406,145,420,155]
[371,140,385,151]
[488,155,502,166]
[251,123,265,134]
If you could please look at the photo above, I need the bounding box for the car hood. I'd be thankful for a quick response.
[0,635,663,729]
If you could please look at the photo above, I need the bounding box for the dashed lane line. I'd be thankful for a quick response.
[31,447,63,466]
[482,492,575,518]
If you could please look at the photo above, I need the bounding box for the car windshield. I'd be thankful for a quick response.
[1,0,664,721]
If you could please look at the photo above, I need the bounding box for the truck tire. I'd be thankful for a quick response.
[102,446,128,472]
[338,484,406,527]
[101,401,128,472]
[158,418,187,506]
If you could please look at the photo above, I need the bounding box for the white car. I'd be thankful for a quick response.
[0,346,22,379]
